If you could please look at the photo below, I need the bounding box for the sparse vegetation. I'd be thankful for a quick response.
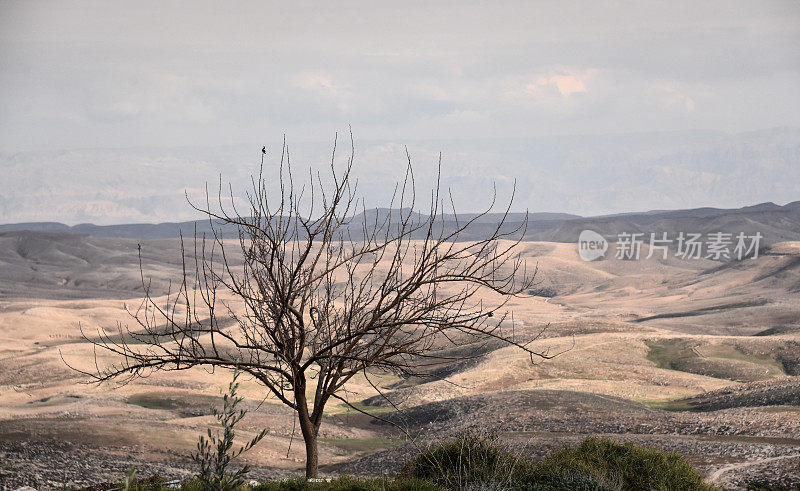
[645,339,688,371]
[402,433,716,490]
[401,431,534,488]
[645,339,787,382]
[94,475,443,491]
[640,398,695,412]
[745,479,798,491]
[531,286,558,298]
[85,435,717,490]
[191,369,268,490]
[79,469,175,491]
[318,437,402,452]
[531,437,716,491]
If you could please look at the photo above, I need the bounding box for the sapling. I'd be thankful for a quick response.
[192,369,268,490]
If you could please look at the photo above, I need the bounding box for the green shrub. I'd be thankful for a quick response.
[516,470,622,490]
[530,437,716,491]
[401,434,715,491]
[400,432,535,488]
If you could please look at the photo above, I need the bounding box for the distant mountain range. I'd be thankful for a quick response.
[2,201,798,245]
[2,128,800,225]
[0,201,798,301]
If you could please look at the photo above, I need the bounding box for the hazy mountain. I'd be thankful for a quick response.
[2,200,799,247]
[527,201,800,245]
[1,128,799,225]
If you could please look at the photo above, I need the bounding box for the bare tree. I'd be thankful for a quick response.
[69,136,559,478]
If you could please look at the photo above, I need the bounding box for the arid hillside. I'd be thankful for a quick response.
[0,231,798,489]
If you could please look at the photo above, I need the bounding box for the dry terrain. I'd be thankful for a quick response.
[0,231,798,489]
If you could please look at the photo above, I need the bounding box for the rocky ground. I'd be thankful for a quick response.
[0,438,289,489]
[0,439,196,489]
[3,388,797,489]
[335,389,800,489]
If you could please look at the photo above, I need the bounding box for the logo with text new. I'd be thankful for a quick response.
[578,230,608,261]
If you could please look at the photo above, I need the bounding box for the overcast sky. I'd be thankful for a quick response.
[0,1,799,223]
[1,1,799,152]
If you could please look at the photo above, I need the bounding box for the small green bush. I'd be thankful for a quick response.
[401,434,715,491]
[529,437,715,491]
[517,470,622,490]
[400,432,535,488]
[192,369,268,490]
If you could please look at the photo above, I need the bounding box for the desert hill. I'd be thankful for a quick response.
[0,213,798,488]
[0,231,186,300]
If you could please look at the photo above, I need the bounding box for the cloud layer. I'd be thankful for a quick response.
[1,2,798,224]
[1,1,799,152]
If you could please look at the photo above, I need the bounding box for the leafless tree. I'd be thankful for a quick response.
[69,135,560,477]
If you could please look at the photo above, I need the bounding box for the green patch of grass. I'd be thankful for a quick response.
[645,339,688,371]
[127,393,184,411]
[645,339,787,382]
[319,437,402,452]
[760,405,800,414]
[701,345,784,376]
[25,394,82,408]
[125,392,220,418]
[640,398,695,412]
[329,400,398,416]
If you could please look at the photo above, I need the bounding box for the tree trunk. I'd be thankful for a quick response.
[299,414,319,478]
[296,384,320,479]
[303,427,319,478]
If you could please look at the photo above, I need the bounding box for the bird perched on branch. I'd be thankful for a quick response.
[262,146,266,155]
